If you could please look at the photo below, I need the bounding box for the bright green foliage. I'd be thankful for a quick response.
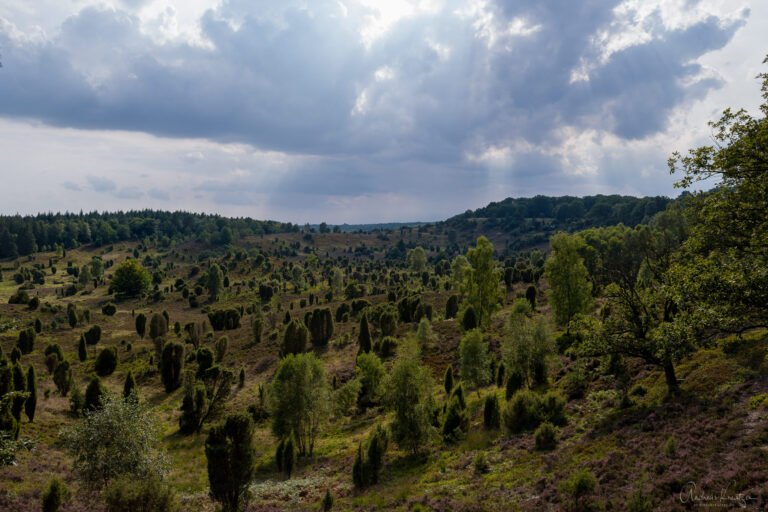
[460,236,502,328]
[160,343,184,392]
[503,313,554,388]
[205,413,255,512]
[206,263,224,302]
[578,215,691,395]
[105,476,178,512]
[25,366,36,422]
[270,353,330,456]
[63,394,168,490]
[332,377,361,417]
[544,232,592,330]
[459,329,490,389]
[42,477,69,512]
[358,314,372,354]
[407,246,428,273]
[451,255,471,291]
[282,319,309,356]
[668,58,768,334]
[415,317,434,348]
[111,259,151,298]
[355,352,386,408]
[95,346,118,377]
[385,341,435,454]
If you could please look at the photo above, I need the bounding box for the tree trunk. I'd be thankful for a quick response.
[663,358,679,396]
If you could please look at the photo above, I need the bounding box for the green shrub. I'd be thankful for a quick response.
[483,394,501,430]
[160,343,184,393]
[42,477,69,512]
[534,422,557,450]
[102,302,117,316]
[503,390,541,434]
[84,377,105,411]
[95,347,118,377]
[563,365,587,400]
[105,477,178,512]
[540,392,567,426]
[559,469,597,508]
[69,385,84,417]
[473,452,490,474]
[84,325,102,346]
[53,361,72,396]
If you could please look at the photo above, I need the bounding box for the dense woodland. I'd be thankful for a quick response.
[0,65,767,512]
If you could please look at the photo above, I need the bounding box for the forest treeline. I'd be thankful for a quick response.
[0,210,298,258]
[0,195,675,260]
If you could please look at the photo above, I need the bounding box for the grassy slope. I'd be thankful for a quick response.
[0,236,766,511]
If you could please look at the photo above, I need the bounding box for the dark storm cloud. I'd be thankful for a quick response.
[0,0,749,213]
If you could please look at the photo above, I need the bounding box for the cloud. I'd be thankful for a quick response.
[148,187,170,200]
[0,0,760,222]
[62,181,81,191]
[87,175,117,192]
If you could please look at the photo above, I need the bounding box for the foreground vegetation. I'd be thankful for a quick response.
[1,61,768,512]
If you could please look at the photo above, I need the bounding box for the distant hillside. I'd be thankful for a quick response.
[441,194,673,250]
[0,195,675,259]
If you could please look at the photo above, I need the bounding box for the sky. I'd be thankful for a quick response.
[0,0,765,224]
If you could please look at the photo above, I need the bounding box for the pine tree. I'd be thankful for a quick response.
[84,377,105,411]
[205,413,255,512]
[352,443,365,489]
[135,313,147,339]
[322,489,333,511]
[10,364,26,421]
[25,365,37,422]
[282,434,296,479]
[443,365,454,395]
[358,314,372,354]
[123,370,137,400]
[160,342,184,393]
[78,335,87,362]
